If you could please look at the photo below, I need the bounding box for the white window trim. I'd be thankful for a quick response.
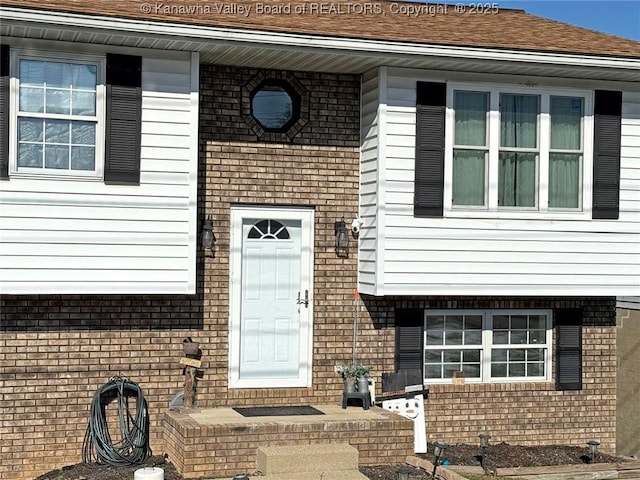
[423,309,553,385]
[8,48,106,180]
[444,82,594,220]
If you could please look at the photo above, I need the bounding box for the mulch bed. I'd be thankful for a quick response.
[34,444,631,480]
[420,442,628,469]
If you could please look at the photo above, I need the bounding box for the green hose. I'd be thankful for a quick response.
[82,376,151,466]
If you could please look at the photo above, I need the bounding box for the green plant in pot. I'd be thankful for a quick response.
[336,364,357,393]
[354,363,370,393]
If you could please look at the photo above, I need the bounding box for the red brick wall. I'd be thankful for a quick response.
[360,296,617,451]
[197,65,361,406]
[0,64,618,479]
[0,296,203,479]
[0,65,362,480]
[163,408,414,478]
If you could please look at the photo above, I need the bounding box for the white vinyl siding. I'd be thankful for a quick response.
[617,297,640,310]
[358,67,640,296]
[0,45,198,294]
[358,68,383,294]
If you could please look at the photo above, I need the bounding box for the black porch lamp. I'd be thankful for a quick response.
[432,441,448,478]
[334,218,349,257]
[201,217,216,257]
[587,440,600,464]
[479,433,491,473]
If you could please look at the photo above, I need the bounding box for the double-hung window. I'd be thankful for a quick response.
[447,85,591,216]
[498,93,539,208]
[452,91,489,206]
[424,310,552,384]
[548,96,584,208]
[12,52,104,178]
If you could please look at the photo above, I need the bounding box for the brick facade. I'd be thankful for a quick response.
[0,64,618,479]
[0,296,203,479]
[360,296,617,450]
[0,65,363,480]
[163,408,414,478]
[197,65,362,406]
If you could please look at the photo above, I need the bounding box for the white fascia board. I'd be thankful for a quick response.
[2,6,639,72]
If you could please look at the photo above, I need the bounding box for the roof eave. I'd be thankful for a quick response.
[2,6,640,74]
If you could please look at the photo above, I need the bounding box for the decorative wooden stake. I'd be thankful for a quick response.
[184,365,197,408]
[179,346,202,409]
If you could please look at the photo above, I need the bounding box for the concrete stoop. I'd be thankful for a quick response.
[256,443,369,480]
[257,472,371,480]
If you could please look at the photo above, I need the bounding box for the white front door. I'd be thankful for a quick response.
[229,206,314,388]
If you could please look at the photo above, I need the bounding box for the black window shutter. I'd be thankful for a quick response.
[555,308,583,391]
[395,308,424,375]
[105,53,142,185]
[414,81,446,217]
[592,90,622,220]
[0,44,9,180]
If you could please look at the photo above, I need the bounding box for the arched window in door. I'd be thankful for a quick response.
[247,219,290,240]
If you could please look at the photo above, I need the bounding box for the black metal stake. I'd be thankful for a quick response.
[587,440,600,464]
[431,441,448,479]
[479,433,491,474]
[431,455,441,479]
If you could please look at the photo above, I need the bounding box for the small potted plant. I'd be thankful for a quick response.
[336,364,357,393]
[354,363,370,393]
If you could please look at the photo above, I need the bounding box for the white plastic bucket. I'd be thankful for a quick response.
[134,467,164,480]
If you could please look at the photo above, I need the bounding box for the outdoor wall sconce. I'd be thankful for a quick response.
[201,217,216,257]
[334,218,349,257]
[587,440,600,463]
[479,433,491,473]
[396,466,412,480]
[432,441,448,478]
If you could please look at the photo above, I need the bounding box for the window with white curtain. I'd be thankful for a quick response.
[549,96,584,208]
[447,85,591,217]
[452,91,488,207]
[498,93,539,208]
[424,310,552,384]
[11,52,105,178]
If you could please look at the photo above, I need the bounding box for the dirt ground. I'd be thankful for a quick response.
[34,443,629,480]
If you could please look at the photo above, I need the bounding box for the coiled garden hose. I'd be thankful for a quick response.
[82,376,151,466]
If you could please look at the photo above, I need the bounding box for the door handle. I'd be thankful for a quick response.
[297,290,310,311]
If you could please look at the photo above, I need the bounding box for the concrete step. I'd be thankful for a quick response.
[257,443,359,475]
[619,470,640,480]
[257,471,370,480]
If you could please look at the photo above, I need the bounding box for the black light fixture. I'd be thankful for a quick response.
[201,217,216,257]
[396,466,412,480]
[432,441,448,478]
[587,440,600,464]
[334,218,349,257]
[479,433,491,473]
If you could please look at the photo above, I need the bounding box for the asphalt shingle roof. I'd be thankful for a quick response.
[1,0,639,58]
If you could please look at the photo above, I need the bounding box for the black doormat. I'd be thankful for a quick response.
[232,406,325,417]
